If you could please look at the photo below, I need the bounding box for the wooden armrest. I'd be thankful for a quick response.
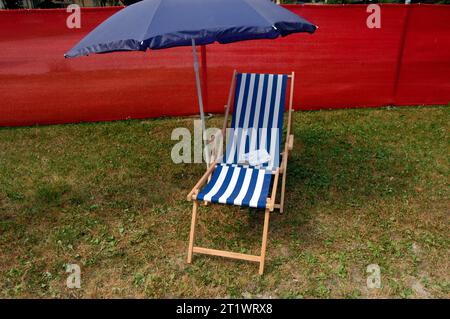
[288,134,294,151]
[280,135,294,173]
[187,163,217,201]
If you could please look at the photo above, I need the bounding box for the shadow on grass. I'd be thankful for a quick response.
[195,124,418,257]
[280,125,417,227]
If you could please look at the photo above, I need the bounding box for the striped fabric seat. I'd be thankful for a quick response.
[197,73,288,209]
[197,163,272,209]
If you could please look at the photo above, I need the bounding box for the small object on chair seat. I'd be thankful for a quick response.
[196,164,272,209]
[238,149,271,166]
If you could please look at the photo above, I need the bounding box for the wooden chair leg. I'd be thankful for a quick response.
[259,208,271,275]
[187,201,199,263]
[280,167,287,213]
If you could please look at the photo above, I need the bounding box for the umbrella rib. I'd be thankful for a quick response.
[241,0,278,31]
[141,0,164,45]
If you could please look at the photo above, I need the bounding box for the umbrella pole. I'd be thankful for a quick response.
[191,38,210,167]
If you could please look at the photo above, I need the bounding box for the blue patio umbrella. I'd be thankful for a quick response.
[65,0,316,164]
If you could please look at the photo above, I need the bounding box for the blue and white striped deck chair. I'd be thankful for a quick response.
[187,71,296,275]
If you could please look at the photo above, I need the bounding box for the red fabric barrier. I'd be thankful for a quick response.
[0,5,449,127]
[394,5,450,105]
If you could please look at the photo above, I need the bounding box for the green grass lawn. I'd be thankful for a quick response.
[0,106,448,298]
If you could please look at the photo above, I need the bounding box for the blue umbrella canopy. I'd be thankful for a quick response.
[65,0,316,58]
[65,0,316,166]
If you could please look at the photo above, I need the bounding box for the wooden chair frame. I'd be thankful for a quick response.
[186,70,295,275]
